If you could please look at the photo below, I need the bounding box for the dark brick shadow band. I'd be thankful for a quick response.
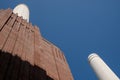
[0,50,53,80]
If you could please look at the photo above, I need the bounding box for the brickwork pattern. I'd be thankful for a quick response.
[0,9,73,80]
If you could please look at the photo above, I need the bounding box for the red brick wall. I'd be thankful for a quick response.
[0,9,74,80]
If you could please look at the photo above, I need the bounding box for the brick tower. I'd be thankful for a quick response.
[0,4,73,80]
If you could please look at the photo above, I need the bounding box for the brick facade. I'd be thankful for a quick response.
[0,9,73,80]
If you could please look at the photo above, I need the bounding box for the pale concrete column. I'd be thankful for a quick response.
[88,53,119,80]
[13,4,29,22]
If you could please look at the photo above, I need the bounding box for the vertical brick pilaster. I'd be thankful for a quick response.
[20,19,27,61]
[24,23,34,65]
[13,18,25,57]
[34,26,42,66]
[0,9,12,30]
[29,24,35,65]
[3,15,21,53]
[0,13,17,50]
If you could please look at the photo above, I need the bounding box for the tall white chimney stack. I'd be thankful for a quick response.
[88,53,119,80]
[13,4,29,22]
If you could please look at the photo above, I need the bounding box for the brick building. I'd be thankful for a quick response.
[0,6,73,80]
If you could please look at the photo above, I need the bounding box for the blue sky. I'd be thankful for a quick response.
[0,0,120,79]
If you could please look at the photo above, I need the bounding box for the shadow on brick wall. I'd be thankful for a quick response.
[0,50,53,80]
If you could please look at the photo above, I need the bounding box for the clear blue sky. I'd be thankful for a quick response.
[0,0,120,80]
